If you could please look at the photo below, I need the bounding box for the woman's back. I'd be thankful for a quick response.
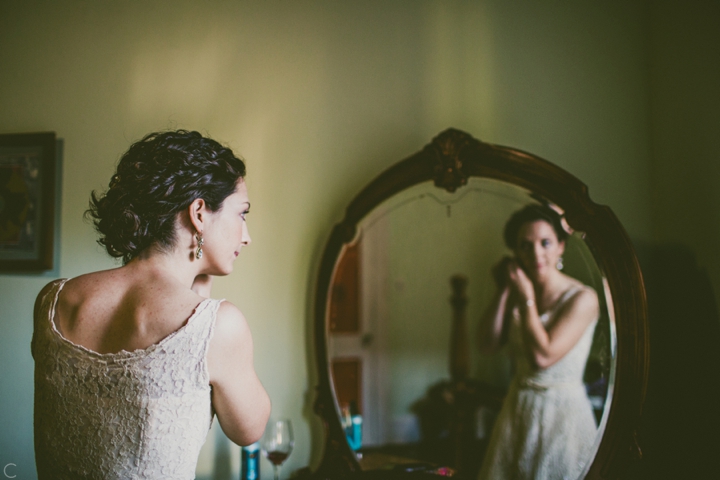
[33,277,220,480]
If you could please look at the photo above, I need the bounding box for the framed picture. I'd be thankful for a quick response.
[0,132,57,271]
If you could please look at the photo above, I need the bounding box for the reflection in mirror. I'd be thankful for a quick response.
[327,177,615,478]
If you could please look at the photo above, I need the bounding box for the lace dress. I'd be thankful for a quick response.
[478,286,598,480]
[32,279,221,480]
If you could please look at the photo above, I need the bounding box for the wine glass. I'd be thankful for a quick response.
[260,419,294,480]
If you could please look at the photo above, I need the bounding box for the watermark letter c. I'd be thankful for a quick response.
[3,463,16,478]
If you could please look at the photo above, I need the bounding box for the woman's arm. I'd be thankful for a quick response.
[508,264,599,369]
[477,257,514,354]
[207,302,271,446]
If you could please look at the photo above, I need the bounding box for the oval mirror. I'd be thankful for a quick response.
[312,129,648,480]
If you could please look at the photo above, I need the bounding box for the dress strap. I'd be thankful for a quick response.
[47,279,69,331]
[559,285,600,325]
[36,278,69,332]
[539,285,585,323]
[31,278,68,359]
[556,285,584,308]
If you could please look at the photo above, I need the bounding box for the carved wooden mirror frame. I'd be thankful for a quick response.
[312,128,649,479]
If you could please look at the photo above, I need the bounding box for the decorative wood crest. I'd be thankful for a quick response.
[429,128,473,192]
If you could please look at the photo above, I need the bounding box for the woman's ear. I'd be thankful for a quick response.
[187,198,208,233]
[558,239,566,256]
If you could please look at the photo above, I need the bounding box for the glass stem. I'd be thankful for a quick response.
[273,464,280,480]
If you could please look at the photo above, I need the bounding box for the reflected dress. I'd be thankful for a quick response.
[478,286,598,480]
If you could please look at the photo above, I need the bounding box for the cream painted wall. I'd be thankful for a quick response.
[0,1,653,478]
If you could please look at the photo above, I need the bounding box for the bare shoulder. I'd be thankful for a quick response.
[560,275,598,307]
[60,267,194,308]
[565,284,599,319]
[576,284,599,306]
[49,270,118,314]
[63,269,120,297]
[547,284,600,341]
[212,302,253,347]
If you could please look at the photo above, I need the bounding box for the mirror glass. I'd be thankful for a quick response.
[327,177,616,478]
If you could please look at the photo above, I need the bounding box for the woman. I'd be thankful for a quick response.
[477,204,599,480]
[32,130,271,479]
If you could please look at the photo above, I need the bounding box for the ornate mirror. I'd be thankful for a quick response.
[312,129,648,479]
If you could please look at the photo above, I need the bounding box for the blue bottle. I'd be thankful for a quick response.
[241,442,260,480]
[347,414,363,451]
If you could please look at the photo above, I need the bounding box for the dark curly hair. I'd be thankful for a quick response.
[503,204,568,249]
[86,130,246,264]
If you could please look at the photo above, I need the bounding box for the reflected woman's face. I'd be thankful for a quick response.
[514,220,565,281]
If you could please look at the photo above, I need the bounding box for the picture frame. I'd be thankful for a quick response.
[0,132,57,271]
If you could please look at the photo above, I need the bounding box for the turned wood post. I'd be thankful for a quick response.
[449,274,469,381]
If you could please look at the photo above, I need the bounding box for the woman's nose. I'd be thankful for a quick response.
[242,221,252,245]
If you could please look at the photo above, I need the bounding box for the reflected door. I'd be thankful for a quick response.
[328,238,391,447]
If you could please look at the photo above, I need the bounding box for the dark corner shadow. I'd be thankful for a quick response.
[621,240,720,479]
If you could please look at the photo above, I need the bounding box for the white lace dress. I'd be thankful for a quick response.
[478,286,598,480]
[32,279,221,480]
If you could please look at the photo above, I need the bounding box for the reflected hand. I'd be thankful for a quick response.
[192,274,214,297]
[507,259,535,304]
[491,256,513,289]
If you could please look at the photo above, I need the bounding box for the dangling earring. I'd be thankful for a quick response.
[556,256,564,270]
[195,232,204,260]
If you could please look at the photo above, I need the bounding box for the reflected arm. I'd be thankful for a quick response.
[477,285,512,354]
[519,288,599,369]
[478,257,515,354]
